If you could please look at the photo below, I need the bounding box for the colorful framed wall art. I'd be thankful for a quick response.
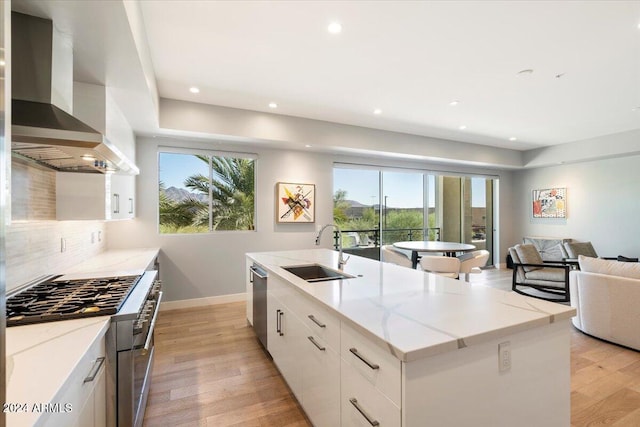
[532,187,567,218]
[276,182,315,223]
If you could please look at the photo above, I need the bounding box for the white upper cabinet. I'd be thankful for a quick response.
[56,172,135,220]
[55,83,137,220]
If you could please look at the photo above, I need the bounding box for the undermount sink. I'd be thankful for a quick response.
[282,264,355,282]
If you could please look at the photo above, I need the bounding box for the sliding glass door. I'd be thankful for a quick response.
[333,165,495,264]
[381,171,424,245]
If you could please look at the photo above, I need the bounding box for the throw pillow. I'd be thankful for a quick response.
[514,244,543,272]
[564,241,598,258]
[579,255,640,279]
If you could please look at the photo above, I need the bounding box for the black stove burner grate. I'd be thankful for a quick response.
[6,275,141,327]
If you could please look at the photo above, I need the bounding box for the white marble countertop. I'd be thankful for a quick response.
[5,248,160,426]
[247,249,576,362]
[5,317,110,427]
[59,248,160,280]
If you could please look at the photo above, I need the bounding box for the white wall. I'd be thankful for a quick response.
[510,154,640,258]
[107,135,515,302]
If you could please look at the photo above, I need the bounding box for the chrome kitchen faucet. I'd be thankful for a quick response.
[315,224,350,270]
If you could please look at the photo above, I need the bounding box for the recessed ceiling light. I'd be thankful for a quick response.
[459,125,467,130]
[328,22,342,34]
[268,102,278,109]
[509,137,517,141]
[305,144,312,148]
[449,100,460,106]
[189,86,200,94]
[633,107,640,112]
[0,60,5,67]
[373,108,382,115]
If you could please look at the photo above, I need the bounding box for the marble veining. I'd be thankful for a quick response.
[247,248,576,362]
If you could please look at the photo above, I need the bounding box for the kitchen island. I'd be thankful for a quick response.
[5,248,159,427]
[247,249,576,427]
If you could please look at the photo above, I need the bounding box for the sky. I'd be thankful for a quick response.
[159,152,209,189]
[334,168,487,208]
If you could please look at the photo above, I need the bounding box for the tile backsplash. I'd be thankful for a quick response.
[12,158,56,221]
[7,158,107,291]
[6,220,107,291]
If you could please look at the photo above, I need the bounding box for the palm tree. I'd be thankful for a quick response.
[184,155,255,230]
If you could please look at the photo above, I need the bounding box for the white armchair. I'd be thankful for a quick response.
[458,250,490,282]
[381,245,413,268]
[419,256,461,279]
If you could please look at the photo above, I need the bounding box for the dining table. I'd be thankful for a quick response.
[393,241,477,269]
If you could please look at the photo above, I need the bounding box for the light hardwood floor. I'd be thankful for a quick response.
[144,268,640,427]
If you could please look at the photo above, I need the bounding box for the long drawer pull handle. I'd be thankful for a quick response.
[279,311,284,336]
[307,336,326,351]
[141,291,163,356]
[276,309,282,334]
[349,347,380,370]
[349,398,380,426]
[308,314,326,328]
[84,357,106,383]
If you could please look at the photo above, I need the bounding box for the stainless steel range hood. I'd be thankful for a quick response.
[11,12,138,174]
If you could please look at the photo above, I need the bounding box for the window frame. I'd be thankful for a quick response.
[157,146,257,235]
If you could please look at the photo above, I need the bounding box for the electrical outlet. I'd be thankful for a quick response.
[98,231,102,242]
[60,238,67,253]
[498,341,511,372]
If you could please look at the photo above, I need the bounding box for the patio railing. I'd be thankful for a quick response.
[332,227,441,252]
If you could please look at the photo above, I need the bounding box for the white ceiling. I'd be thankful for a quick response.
[139,0,640,151]
[12,1,640,154]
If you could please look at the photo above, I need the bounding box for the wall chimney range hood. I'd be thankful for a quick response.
[11,12,138,174]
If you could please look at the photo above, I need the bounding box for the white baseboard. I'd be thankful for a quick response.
[160,292,246,311]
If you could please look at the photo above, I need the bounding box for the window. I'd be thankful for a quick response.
[158,149,255,234]
[334,163,497,262]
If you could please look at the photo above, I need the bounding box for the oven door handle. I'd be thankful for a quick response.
[141,291,163,356]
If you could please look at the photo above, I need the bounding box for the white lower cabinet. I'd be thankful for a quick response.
[265,272,401,427]
[72,360,106,427]
[267,288,305,399]
[302,329,341,427]
[43,335,106,427]
[267,275,341,426]
[341,358,401,427]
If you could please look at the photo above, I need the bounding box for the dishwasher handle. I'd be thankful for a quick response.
[250,266,268,280]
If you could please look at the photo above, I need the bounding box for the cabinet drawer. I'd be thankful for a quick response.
[341,358,401,427]
[299,295,340,352]
[41,335,106,426]
[270,274,304,312]
[341,322,402,406]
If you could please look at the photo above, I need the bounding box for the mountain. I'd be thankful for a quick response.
[163,186,208,203]
[345,199,370,208]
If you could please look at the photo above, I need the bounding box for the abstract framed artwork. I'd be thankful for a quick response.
[532,187,567,218]
[276,182,315,223]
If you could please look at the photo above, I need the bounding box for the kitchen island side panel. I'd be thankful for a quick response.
[403,319,571,427]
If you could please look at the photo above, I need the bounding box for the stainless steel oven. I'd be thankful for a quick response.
[106,270,162,427]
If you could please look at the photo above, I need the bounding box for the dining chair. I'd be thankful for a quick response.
[419,256,461,279]
[381,245,413,268]
[458,250,490,282]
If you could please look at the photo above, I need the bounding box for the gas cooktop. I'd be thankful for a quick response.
[6,275,141,327]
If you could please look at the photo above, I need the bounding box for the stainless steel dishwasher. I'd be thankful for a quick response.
[250,264,268,349]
